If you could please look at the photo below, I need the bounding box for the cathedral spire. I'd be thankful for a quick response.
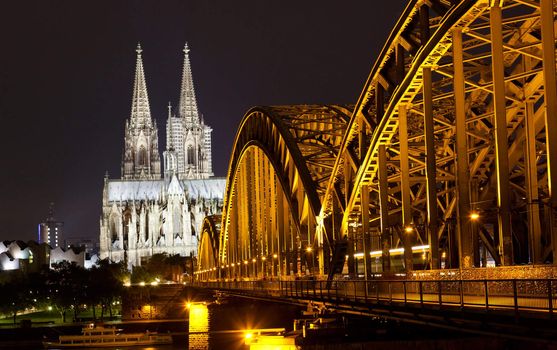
[130,43,152,128]
[167,102,174,151]
[122,43,161,180]
[178,42,199,125]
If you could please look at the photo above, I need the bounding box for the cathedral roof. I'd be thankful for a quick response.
[107,180,163,201]
[106,177,226,202]
[183,178,226,198]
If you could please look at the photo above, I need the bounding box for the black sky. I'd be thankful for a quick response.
[0,1,407,242]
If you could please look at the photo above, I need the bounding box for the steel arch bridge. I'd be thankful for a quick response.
[197,0,557,281]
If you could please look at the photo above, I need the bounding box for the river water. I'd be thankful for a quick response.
[1,296,542,349]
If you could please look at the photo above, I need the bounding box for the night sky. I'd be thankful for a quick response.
[0,1,407,242]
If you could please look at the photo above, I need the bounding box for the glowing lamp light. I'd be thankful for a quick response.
[186,302,192,309]
[252,258,256,263]
[151,281,159,286]
[124,282,131,287]
[469,211,480,221]
[261,256,266,261]
[231,263,235,267]
[48,306,52,311]
[139,282,146,287]
[273,254,278,259]
[404,226,414,234]
[245,332,254,344]
[244,260,248,265]
[306,247,313,253]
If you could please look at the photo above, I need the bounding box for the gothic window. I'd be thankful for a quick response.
[110,215,118,242]
[187,145,194,165]
[138,146,147,166]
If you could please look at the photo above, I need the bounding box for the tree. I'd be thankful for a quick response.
[48,261,87,322]
[0,272,33,324]
[95,259,127,320]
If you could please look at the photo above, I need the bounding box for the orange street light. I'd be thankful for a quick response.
[404,226,413,234]
[469,211,480,221]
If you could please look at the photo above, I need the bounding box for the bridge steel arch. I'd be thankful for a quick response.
[208,0,557,281]
[217,106,350,279]
[197,215,222,280]
[320,0,557,276]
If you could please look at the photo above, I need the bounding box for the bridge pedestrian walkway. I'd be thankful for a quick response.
[194,278,556,318]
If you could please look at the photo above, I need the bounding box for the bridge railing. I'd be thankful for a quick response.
[193,279,556,317]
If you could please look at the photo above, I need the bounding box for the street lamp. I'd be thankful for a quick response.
[273,253,279,277]
[252,258,257,278]
[306,246,314,273]
[469,211,480,221]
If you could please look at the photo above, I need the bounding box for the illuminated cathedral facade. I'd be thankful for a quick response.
[99,44,225,269]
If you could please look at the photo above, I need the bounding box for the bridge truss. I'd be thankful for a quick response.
[197,0,557,280]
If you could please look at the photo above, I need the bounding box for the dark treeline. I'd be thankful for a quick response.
[0,259,127,324]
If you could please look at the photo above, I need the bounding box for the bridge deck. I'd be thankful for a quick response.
[193,278,557,342]
[194,278,557,316]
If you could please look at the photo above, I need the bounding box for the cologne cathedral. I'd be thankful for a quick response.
[99,44,225,268]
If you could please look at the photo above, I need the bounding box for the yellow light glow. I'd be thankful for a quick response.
[470,211,480,221]
[404,226,413,233]
[244,260,248,265]
[124,282,131,287]
[151,281,158,286]
[139,282,145,286]
[252,258,256,263]
[306,247,312,253]
[189,303,208,347]
[186,302,192,309]
[262,256,266,261]
[273,254,278,259]
[231,263,235,267]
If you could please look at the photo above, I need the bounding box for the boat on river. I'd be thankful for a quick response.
[42,323,173,348]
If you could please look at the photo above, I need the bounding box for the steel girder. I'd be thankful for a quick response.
[218,106,350,276]
[320,0,557,273]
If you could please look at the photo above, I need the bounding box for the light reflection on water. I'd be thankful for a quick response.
[188,303,209,350]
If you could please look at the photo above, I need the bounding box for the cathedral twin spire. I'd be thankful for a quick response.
[122,42,213,181]
[179,43,200,125]
[130,44,152,128]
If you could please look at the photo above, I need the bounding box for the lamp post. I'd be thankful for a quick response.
[306,246,313,274]
[252,258,257,278]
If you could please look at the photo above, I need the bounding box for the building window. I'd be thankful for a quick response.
[187,145,194,165]
[138,146,147,167]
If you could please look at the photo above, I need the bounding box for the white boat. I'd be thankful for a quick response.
[43,323,173,348]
